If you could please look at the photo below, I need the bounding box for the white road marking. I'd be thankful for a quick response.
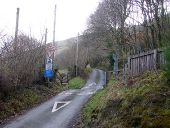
[52,101,71,113]
[64,92,73,95]
[81,82,97,90]
[58,91,67,95]
[58,91,73,96]
[81,86,89,90]
[77,91,96,96]
[89,82,96,86]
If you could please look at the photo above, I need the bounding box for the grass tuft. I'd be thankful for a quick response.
[68,77,85,89]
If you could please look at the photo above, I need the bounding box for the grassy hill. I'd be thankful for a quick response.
[80,71,170,128]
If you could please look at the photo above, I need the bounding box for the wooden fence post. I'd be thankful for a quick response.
[113,53,118,79]
[123,49,164,79]
[123,64,128,85]
[127,57,131,77]
[153,49,157,70]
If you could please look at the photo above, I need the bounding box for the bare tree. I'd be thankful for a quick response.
[0,33,46,96]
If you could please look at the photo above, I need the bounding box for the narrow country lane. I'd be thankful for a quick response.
[3,69,106,128]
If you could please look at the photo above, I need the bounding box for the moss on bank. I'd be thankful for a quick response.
[83,71,170,128]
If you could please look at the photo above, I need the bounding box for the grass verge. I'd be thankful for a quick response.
[0,84,64,124]
[83,77,116,126]
[0,76,85,124]
[68,77,85,89]
[83,71,170,128]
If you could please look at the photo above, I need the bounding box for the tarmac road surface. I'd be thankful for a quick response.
[3,69,106,128]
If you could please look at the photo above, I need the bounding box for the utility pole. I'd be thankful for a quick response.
[52,4,57,70]
[14,8,20,51]
[53,5,57,46]
[75,33,79,77]
[44,28,48,65]
[45,28,48,45]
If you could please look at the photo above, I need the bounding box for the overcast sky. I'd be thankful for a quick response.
[0,0,100,42]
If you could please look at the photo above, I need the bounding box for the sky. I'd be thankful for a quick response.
[0,0,100,42]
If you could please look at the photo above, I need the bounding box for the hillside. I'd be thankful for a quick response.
[77,71,170,128]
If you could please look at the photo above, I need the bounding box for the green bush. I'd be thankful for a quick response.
[84,67,92,76]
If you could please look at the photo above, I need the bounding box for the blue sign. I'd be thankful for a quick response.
[44,69,54,78]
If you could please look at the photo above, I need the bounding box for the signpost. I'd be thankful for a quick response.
[44,57,54,79]
[44,5,57,84]
[44,44,56,82]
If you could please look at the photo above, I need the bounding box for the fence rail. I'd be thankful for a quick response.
[123,49,165,79]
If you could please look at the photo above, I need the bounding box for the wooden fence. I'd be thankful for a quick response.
[123,49,165,80]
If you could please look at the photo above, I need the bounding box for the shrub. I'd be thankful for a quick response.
[84,66,92,76]
[0,34,45,96]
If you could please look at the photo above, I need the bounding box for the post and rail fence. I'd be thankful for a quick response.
[121,49,165,84]
[109,49,166,84]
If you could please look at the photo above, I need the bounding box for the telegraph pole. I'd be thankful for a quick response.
[53,5,57,46]
[45,28,48,45]
[75,33,79,77]
[52,5,57,64]
[14,8,20,51]
[52,5,57,71]
[44,28,48,65]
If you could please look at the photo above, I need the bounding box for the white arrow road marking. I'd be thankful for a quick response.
[52,101,71,113]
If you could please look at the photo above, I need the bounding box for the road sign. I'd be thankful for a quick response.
[44,57,53,79]
[44,43,56,79]
[44,69,54,78]
[46,57,52,70]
